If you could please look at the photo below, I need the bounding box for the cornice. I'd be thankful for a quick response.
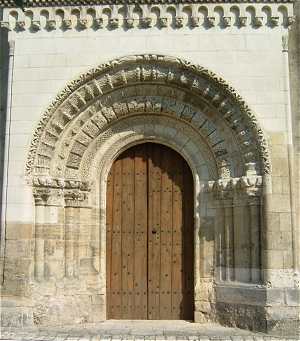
[0,2,295,31]
[0,0,295,8]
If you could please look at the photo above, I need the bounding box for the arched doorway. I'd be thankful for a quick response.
[106,143,194,320]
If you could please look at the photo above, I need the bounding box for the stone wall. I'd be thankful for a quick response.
[0,1,299,338]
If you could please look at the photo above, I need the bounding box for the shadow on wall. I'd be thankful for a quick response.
[0,18,10,282]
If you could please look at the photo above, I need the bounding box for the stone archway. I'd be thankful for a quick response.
[26,54,270,328]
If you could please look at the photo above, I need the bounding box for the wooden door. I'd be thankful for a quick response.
[106,143,194,320]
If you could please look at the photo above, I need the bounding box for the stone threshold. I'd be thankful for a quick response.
[0,321,298,341]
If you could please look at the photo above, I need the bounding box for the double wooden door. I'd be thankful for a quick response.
[106,143,194,320]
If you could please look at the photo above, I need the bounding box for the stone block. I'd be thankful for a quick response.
[265,288,285,306]
[216,284,266,306]
[269,133,287,146]
[6,223,34,240]
[5,240,34,258]
[285,288,300,306]
[279,212,292,231]
[267,194,291,213]
[271,158,290,177]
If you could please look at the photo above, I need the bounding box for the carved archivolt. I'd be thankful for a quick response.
[26,54,271,182]
[1,3,294,31]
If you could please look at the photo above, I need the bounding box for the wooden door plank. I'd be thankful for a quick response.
[121,150,135,319]
[171,155,184,319]
[147,144,161,320]
[110,158,122,319]
[159,146,173,319]
[134,144,148,319]
[106,166,114,319]
[183,161,194,320]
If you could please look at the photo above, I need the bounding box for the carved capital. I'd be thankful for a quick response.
[237,176,263,197]
[204,175,263,200]
[64,189,89,207]
[32,177,91,192]
[33,187,51,206]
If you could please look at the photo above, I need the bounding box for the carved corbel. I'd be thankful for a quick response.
[46,19,56,30]
[191,16,200,27]
[16,21,25,31]
[206,17,215,27]
[253,17,264,27]
[270,16,279,27]
[94,18,104,28]
[239,17,247,27]
[222,17,231,27]
[109,18,119,29]
[159,17,168,27]
[63,19,72,30]
[125,17,135,28]
[175,17,184,28]
[78,19,88,29]
[141,17,152,28]
[32,20,41,31]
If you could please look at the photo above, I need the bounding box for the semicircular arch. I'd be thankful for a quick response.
[26,54,271,181]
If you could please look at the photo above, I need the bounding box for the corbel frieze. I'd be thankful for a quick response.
[0,3,294,32]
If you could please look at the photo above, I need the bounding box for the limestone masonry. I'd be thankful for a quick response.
[0,0,299,338]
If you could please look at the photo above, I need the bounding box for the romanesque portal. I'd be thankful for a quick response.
[1,53,298,335]
[24,55,269,327]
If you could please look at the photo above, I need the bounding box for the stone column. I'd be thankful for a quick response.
[248,196,261,283]
[33,188,50,282]
[238,174,263,283]
[64,186,91,278]
[223,200,234,281]
[64,192,80,278]
[213,179,234,282]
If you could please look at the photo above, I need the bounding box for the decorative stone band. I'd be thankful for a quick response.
[32,176,91,206]
[0,3,294,31]
[204,173,263,199]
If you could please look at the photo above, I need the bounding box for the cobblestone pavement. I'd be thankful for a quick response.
[0,321,298,341]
